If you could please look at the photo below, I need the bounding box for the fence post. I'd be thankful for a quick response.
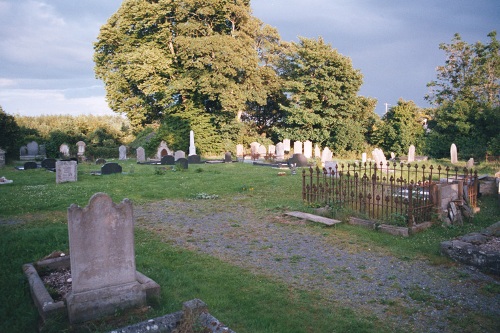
[408,184,414,228]
[302,169,306,202]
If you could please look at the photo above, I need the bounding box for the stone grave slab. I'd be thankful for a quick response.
[24,161,38,170]
[285,211,341,226]
[101,162,122,175]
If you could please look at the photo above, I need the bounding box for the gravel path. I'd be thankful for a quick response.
[134,197,500,333]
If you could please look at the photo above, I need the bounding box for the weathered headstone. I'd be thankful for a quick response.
[101,162,122,175]
[321,147,332,163]
[76,141,86,156]
[450,143,458,164]
[293,141,303,155]
[236,144,244,157]
[466,158,474,169]
[372,148,388,169]
[66,193,148,323]
[189,130,196,156]
[41,158,57,170]
[24,161,37,170]
[60,144,70,157]
[275,142,285,160]
[0,148,5,168]
[27,141,39,156]
[224,152,232,163]
[303,140,312,158]
[161,155,175,165]
[289,153,308,167]
[157,141,172,159]
[283,139,291,152]
[361,152,367,163]
[408,145,415,163]
[56,160,77,183]
[136,147,146,163]
[176,157,188,169]
[174,150,186,161]
[187,155,201,164]
[250,142,260,155]
[119,145,127,160]
[258,145,266,157]
[314,144,321,158]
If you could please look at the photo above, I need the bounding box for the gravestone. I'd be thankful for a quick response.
[60,144,70,158]
[314,144,321,158]
[289,153,308,167]
[258,145,266,157]
[157,141,172,159]
[268,145,276,156]
[56,160,77,183]
[101,162,122,175]
[119,145,127,160]
[275,142,285,160]
[0,148,5,167]
[324,161,338,177]
[189,130,197,156]
[283,139,291,152]
[293,141,303,155]
[27,141,39,156]
[41,158,57,170]
[76,141,86,156]
[39,144,46,156]
[390,152,396,160]
[408,145,415,163]
[466,158,474,169]
[174,150,186,161]
[321,147,332,163]
[24,161,37,170]
[161,155,175,165]
[250,142,260,155]
[303,140,312,158]
[20,145,28,157]
[450,143,458,164]
[66,193,148,323]
[95,158,106,165]
[188,155,201,164]
[236,144,244,157]
[136,147,146,163]
[176,157,188,169]
[224,152,232,163]
[361,152,367,163]
[372,148,388,169]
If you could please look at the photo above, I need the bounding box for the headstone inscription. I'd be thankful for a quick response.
[0,148,5,168]
[293,141,303,155]
[303,140,312,158]
[119,145,127,160]
[136,147,146,163]
[408,145,415,163]
[176,157,188,169]
[275,142,285,160]
[76,141,86,156]
[450,143,458,164]
[66,193,148,323]
[161,155,175,165]
[56,160,77,183]
[101,162,122,175]
[23,161,37,170]
[41,158,57,170]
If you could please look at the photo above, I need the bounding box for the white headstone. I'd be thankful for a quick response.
[268,145,276,155]
[76,141,86,156]
[60,144,70,157]
[236,144,244,157]
[136,147,146,163]
[314,144,321,158]
[250,142,260,155]
[303,140,312,158]
[56,160,77,183]
[321,147,332,163]
[466,158,474,169]
[258,145,267,156]
[293,141,303,155]
[119,145,127,160]
[390,152,396,160]
[174,150,186,160]
[361,153,367,163]
[372,148,388,169]
[408,145,415,163]
[276,142,285,160]
[283,139,291,152]
[189,130,196,156]
[450,143,458,164]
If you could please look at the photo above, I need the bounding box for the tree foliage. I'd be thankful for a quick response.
[0,106,22,161]
[425,31,500,158]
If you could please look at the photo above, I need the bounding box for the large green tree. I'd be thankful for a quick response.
[425,31,500,158]
[0,106,22,162]
[273,37,376,154]
[94,0,277,153]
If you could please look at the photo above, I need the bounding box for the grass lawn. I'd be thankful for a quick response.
[0,159,499,332]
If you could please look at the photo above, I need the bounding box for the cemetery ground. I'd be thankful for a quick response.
[0,160,499,332]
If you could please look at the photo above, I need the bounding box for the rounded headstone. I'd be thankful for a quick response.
[176,158,188,170]
[161,155,175,165]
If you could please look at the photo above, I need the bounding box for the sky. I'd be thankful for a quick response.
[0,0,498,118]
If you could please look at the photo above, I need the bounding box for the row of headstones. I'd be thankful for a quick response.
[236,140,334,162]
[135,146,201,164]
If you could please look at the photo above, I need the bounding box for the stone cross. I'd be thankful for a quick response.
[56,160,77,183]
[303,140,312,158]
[136,147,146,163]
[408,145,415,163]
[450,143,458,164]
[189,130,196,156]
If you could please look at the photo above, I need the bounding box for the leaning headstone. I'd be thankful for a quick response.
[27,141,39,156]
[188,155,201,164]
[176,157,188,170]
[174,150,186,161]
[372,148,388,169]
[275,142,285,160]
[189,130,197,156]
[119,145,127,160]
[66,193,148,323]
[136,147,146,163]
[408,145,415,163]
[161,155,175,165]
[283,139,291,152]
[76,141,86,156]
[0,148,5,168]
[56,160,77,183]
[303,140,312,158]
[24,161,37,170]
[224,152,232,163]
[466,158,474,169]
[41,158,57,170]
[236,144,244,157]
[60,144,70,158]
[101,162,122,175]
[314,144,321,158]
[293,141,303,155]
[450,143,458,164]
[289,153,308,167]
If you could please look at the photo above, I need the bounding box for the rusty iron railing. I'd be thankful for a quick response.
[302,162,478,227]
